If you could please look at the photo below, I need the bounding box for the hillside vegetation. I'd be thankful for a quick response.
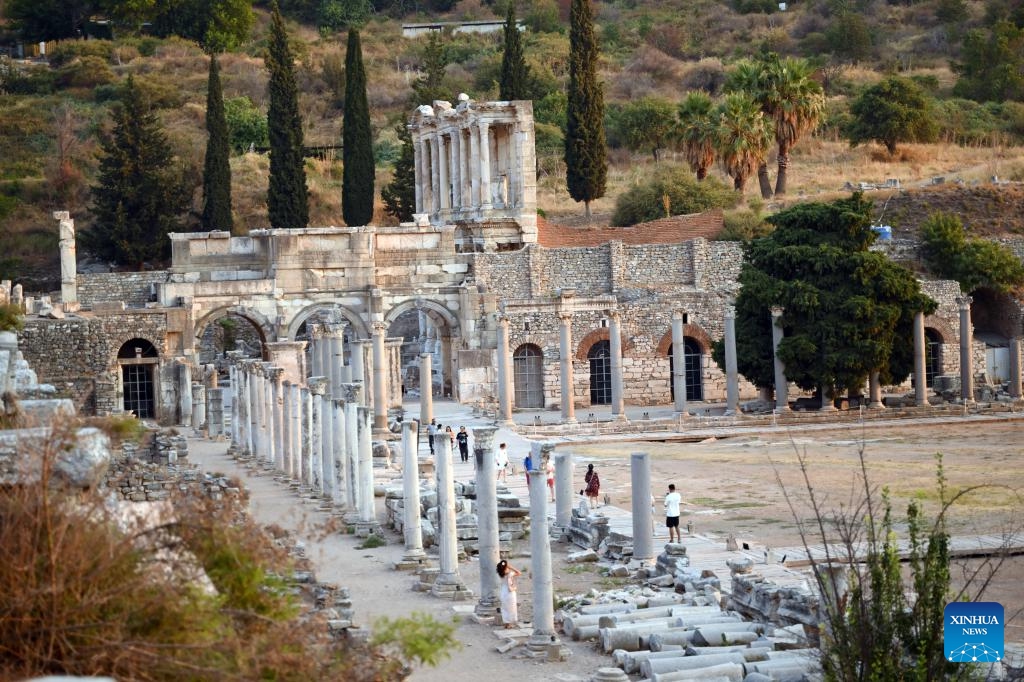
[2,0,1024,288]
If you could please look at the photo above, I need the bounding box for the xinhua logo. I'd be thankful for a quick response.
[944,602,1004,663]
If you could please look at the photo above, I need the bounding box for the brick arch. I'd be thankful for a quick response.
[923,315,956,345]
[575,328,635,361]
[655,323,715,356]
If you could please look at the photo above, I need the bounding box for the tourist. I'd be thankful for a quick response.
[665,483,682,543]
[456,426,470,463]
[495,442,510,482]
[427,418,438,455]
[444,425,455,453]
[496,560,522,628]
[523,451,533,488]
[545,456,555,502]
[583,463,600,508]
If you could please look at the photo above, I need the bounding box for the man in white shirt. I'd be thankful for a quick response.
[664,483,682,543]
[495,442,510,482]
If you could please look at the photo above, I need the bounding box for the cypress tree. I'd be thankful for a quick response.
[381,122,416,223]
[499,3,529,101]
[201,53,232,232]
[85,75,188,268]
[266,0,308,230]
[342,27,374,227]
[564,0,606,220]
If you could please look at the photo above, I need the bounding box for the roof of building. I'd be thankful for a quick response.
[536,210,724,248]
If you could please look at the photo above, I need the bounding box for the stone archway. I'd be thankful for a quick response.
[194,306,274,362]
[116,338,160,419]
[384,298,461,401]
[287,302,370,342]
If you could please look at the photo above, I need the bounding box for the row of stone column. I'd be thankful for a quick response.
[227,357,377,528]
[416,120,505,217]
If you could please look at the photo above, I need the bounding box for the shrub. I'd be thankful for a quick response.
[920,211,1024,294]
[224,96,269,153]
[611,166,739,226]
[719,207,773,241]
[0,302,24,332]
[47,40,115,68]
[54,56,116,89]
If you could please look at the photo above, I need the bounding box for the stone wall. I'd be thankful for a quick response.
[77,271,169,308]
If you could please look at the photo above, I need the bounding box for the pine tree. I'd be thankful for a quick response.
[85,75,188,269]
[381,122,416,222]
[564,0,606,220]
[412,32,448,106]
[202,53,232,232]
[342,28,375,227]
[266,0,308,230]
[499,3,529,101]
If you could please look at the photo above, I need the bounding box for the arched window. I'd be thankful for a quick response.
[588,340,612,405]
[668,337,704,402]
[513,344,544,408]
[925,328,942,388]
[117,339,158,419]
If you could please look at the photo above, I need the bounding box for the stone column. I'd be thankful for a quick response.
[54,211,78,308]
[1009,337,1022,400]
[208,388,224,438]
[343,384,363,516]
[496,315,514,425]
[473,425,500,616]
[356,406,375,527]
[554,451,573,530]
[331,399,349,509]
[438,136,450,212]
[309,377,328,493]
[350,340,366,392]
[248,363,260,456]
[399,420,426,565]
[450,128,462,210]
[558,312,576,423]
[631,452,654,566]
[191,383,206,431]
[262,364,277,464]
[178,360,193,427]
[281,380,293,474]
[868,371,884,409]
[228,365,239,446]
[819,384,837,412]
[328,324,346,398]
[271,366,286,468]
[958,296,974,404]
[914,311,928,406]
[300,386,312,487]
[469,123,481,210]
[432,434,471,598]
[771,306,790,413]
[724,307,740,416]
[671,311,687,416]
[321,379,335,494]
[429,136,441,214]
[237,365,250,453]
[608,310,625,420]
[527,453,559,651]
[420,137,433,213]
[414,133,424,213]
[479,121,492,209]
[420,352,434,425]
[371,322,389,431]
[289,383,301,479]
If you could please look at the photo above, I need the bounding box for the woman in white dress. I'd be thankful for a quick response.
[496,560,522,628]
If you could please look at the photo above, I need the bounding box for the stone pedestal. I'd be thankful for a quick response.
[473,425,500,616]
[630,452,654,566]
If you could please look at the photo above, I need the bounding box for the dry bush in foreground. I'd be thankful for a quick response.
[0,420,429,681]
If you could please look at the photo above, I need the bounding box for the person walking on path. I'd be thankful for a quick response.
[523,451,533,488]
[495,442,510,482]
[583,463,600,508]
[456,426,470,463]
[427,418,438,455]
[496,560,522,628]
[545,456,555,502]
[444,425,455,455]
[665,483,682,543]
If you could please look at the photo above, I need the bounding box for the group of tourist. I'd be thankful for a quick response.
[425,418,471,463]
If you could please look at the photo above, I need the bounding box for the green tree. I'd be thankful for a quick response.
[499,3,530,101]
[266,0,309,230]
[412,33,449,106]
[85,75,189,268]
[2,0,92,42]
[677,91,718,180]
[316,0,371,34]
[224,96,269,153]
[381,122,416,223]
[846,76,938,155]
[342,28,374,227]
[564,0,607,220]
[920,212,1024,294]
[719,193,936,398]
[202,54,232,232]
[953,21,1024,103]
[617,96,677,161]
[143,0,254,51]
[611,165,738,226]
[824,12,873,62]
[715,92,773,192]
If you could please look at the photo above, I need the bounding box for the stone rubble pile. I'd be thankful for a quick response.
[569,504,612,550]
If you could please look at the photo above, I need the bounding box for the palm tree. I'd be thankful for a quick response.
[677,92,717,180]
[761,55,825,196]
[716,92,773,193]
[726,60,773,198]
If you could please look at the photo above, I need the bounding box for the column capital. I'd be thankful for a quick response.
[672,310,685,322]
[471,425,498,452]
[266,366,284,383]
[342,382,363,404]
[309,377,329,395]
[605,308,621,322]
[282,379,292,389]
[557,311,573,325]
[956,295,973,309]
[725,306,736,320]
[770,305,785,318]
[497,314,510,329]
[371,321,387,335]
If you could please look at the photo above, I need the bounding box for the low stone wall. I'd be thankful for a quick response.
[77,271,169,308]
